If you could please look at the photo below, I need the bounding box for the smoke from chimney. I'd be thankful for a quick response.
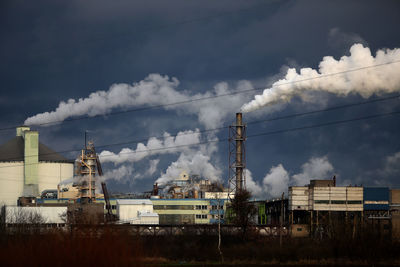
[241,44,400,113]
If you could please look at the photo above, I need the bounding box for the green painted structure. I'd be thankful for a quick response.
[23,130,39,195]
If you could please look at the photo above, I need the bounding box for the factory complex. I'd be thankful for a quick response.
[0,116,399,239]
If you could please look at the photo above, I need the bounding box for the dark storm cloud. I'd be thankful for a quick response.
[0,0,399,193]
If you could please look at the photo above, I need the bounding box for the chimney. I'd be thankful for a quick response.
[21,127,39,197]
[235,113,244,192]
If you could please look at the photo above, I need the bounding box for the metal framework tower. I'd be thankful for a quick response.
[76,141,103,203]
[228,113,246,199]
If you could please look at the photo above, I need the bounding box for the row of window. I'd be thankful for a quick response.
[314,200,362,204]
[153,205,213,210]
[154,205,195,210]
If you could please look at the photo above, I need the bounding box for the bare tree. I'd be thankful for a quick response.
[227,190,257,239]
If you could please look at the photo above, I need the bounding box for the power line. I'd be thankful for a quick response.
[2,60,399,131]
[0,109,398,170]
[246,94,400,126]
[1,93,399,162]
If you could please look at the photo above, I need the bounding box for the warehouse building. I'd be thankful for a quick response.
[0,127,74,206]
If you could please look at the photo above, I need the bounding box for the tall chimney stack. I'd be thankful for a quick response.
[235,113,244,192]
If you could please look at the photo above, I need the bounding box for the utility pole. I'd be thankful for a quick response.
[217,196,224,262]
[280,192,284,247]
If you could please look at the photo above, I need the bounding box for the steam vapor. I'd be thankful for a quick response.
[241,44,400,112]
[24,75,252,129]
[98,129,201,164]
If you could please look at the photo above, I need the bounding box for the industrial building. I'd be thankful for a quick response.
[151,198,225,225]
[0,126,74,206]
[117,199,159,224]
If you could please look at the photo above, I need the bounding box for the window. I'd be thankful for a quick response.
[195,205,208,210]
[314,200,329,204]
[331,200,346,204]
[154,205,194,210]
[196,214,208,219]
[347,200,362,204]
[111,205,116,210]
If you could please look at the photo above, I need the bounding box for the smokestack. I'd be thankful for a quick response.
[235,113,244,192]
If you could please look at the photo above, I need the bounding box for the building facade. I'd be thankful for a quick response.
[0,127,74,206]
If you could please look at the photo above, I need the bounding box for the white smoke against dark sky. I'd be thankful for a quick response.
[24,74,253,130]
[245,169,262,198]
[262,164,290,198]
[147,159,160,176]
[247,156,334,198]
[101,164,134,182]
[241,44,400,113]
[156,150,222,186]
[98,129,201,164]
[292,156,334,186]
[98,129,221,184]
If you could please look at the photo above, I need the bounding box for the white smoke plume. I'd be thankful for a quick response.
[156,150,222,186]
[98,129,201,164]
[292,156,334,186]
[262,164,290,198]
[246,156,334,198]
[245,169,262,198]
[24,74,253,129]
[101,165,134,181]
[146,159,160,176]
[241,44,400,112]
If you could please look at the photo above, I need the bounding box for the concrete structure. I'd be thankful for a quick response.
[117,199,159,224]
[0,127,74,206]
[5,206,67,224]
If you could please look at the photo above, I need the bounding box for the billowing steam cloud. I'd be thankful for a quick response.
[241,44,400,112]
[98,129,221,184]
[156,151,222,185]
[24,74,253,129]
[247,156,334,198]
[99,129,201,164]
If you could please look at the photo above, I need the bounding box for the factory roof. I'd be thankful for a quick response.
[0,136,73,163]
[117,199,153,205]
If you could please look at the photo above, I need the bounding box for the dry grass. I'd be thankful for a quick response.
[0,226,399,266]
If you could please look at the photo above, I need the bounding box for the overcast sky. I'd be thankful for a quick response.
[1,0,399,198]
